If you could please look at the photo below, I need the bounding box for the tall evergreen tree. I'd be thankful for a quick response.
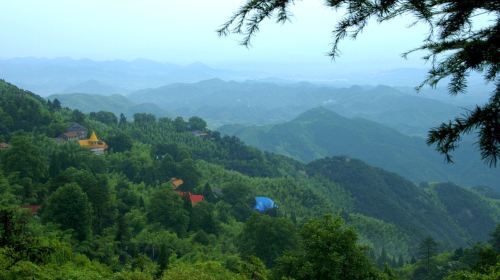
[418,236,439,273]
[218,0,500,166]
[119,113,127,126]
[490,224,500,253]
[238,213,297,266]
[146,189,189,236]
[43,183,92,240]
[274,215,380,279]
[52,98,61,110]
[2,134,48,183]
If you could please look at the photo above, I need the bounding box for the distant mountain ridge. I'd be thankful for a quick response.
[61,80,126,95]
[0,57,239,96]
[48,93,170,118]
[129,79,463,136]
[219,107,500,190]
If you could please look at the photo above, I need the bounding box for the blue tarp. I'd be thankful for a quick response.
[254,196,277,212]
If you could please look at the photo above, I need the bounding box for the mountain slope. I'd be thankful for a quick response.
[0,79,57,136]
[306,157,470,247]
[219,107,500,190]
[61,80,126,95]
[426,182,498,241]
[129,80,462,135]
[2,79,499,258]
[49,93,170,118]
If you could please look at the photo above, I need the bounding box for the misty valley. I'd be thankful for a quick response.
[1,1,499,279]
[0,61,499,279]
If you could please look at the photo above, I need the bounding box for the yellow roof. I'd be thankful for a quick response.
[78,131,107,150]
[89,131,98,141]
[171,178,184,189]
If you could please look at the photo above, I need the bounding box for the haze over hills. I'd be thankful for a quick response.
[128,79,468,136]
[51,78,466,135]
[60,80,126,95]
[0,57,241,95]
[219,107,500,190]
[49,93,170,118]
[0,57,491,105]
[1,79,499,259]
[49,81,499,189]
[1,0,498,277]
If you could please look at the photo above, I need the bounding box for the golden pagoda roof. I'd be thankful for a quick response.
[89,131,98,141]
[79,131,107,150]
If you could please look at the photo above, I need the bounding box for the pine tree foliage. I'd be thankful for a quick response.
[218,0,500,166]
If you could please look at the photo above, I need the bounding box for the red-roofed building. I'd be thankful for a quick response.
[0,142,10,150]
[176,191,204,205]
[58,131,82,141]
[189,194,204,204]
[22,205,42,215]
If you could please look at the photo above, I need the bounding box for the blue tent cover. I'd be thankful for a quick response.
[254,196,277,212]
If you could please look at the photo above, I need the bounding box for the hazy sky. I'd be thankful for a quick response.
[1,0,433,74]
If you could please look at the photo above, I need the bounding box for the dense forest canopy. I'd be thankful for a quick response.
[0,79,499,279]
[218,107,500,190]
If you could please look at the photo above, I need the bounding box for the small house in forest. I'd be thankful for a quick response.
[57,123,88,141]
[22,205,41,215]
[0,142,10,150]
[171,178,184,189]
[58,131,83,141]
[191,130,208,137]
[169,177,204,205]
[176,191,204,205]
[79,131,108,155]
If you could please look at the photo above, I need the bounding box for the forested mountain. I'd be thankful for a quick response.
[0,79,498,279]
[49,93,170,119]
[51,79,475,136]
[306,157,498,247]
[219,107,500,190]
[128,80,465,136]
[425,182,499,241]
[60,80,126,95]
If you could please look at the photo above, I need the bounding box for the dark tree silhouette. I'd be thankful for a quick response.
[418,236,438,273]
[218,0,500,166]
[491,224,500,253]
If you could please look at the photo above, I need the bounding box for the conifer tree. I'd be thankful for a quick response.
[219,0,500,166]
[490,224,500,253]
[418,236,439,272]
[43,183,92,241]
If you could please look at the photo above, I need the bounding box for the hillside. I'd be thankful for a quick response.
[219,107,500,190]
[1,80,499,279]
[61,80,127,95]
[426,182,498,241]
[306,157,498,247]
[49,93,170,118]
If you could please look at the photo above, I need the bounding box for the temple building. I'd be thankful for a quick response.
[171,178,184,189]
[57,123,88,142]
[79,131,108,155]
[168,177,205,205]
[176,191,204,205]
